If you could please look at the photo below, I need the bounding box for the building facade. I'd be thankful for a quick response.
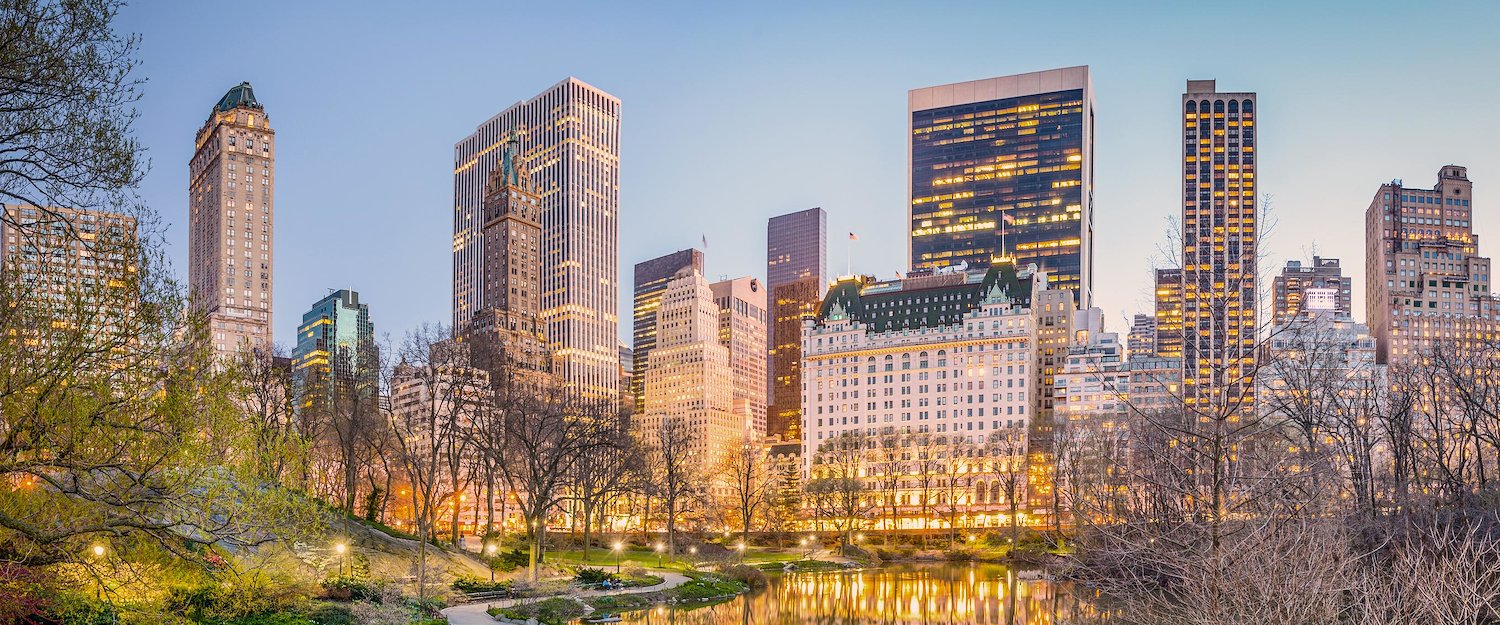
[710,276,769,436]
[1152,267,1184,359]
[800,262,1049,528]
[1363,166,1494,364]
[909,66,1095,307]
[631,249,704,413]
[292,289,377,416]
[1126,313,1157,359]
[642,267,744,474]
[466,140,550,381]
[1273,256,1352,326]
[454,78,621,399]
[188,82,275,358]
[1178,79,1258,411]
[767,207,827,443]
[1,204,138,331]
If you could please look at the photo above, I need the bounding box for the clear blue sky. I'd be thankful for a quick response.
[116,1,1500,345]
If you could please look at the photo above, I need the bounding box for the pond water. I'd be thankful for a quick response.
[611,563,1112,624]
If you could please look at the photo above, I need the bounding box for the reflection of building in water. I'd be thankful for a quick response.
[620,565,1111,624]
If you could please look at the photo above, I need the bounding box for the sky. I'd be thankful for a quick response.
[115,1,1500,345]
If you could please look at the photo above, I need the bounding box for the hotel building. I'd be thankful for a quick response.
[908,66,1095,306]
[188,82,275,357]
[454,78,621,399]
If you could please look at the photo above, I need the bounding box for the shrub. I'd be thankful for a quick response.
[305,603,355,625]
[718,564,768,590]
[451,576,512,594]
[499,597,586,625]
[574,567,617,585]
[319,576,379,602]
[496,547,529,571]
[220,612,315,625]
[165,577,306,622]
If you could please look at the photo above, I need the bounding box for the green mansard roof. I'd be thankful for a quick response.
[215,82,263,112]
[814,261,1035,333]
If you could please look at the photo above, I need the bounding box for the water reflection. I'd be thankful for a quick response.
[619,563,1110,624]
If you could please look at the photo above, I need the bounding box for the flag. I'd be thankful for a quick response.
[1002,213,1015,225]
[701,234,707,249]
[849,232,858,241]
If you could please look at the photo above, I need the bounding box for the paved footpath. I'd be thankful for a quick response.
[441,570,692,625]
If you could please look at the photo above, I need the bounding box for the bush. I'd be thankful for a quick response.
[718,564,768,590]
[305,603,355,625]
[319,576,380,602]
[574,567,617,585]
[498,597,586,625]
[220,613,315,625]
[496,547,529,571]
[165,577,306,622]
[451,576,512,594]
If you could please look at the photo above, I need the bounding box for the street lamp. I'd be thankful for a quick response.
[612,541,623,574]
[799,538,809,559]
[736,542,746,563]
[654,543,664,568]
[485,542,498,583]
[91,544,105,557]
[334,542,349,577]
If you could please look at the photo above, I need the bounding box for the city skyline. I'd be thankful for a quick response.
[114,2,1500,346]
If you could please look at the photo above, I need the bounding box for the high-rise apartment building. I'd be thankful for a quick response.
[642,267,744,475]
[1178,80,1257,409]
[1153,267,1184,359]
[1126,313,1157,359]
[188,82,275,357]
[1272,257,1352,325]
[466,140,550,381]
[1364,166,1494,364]
[1,205,137,330]
[631,249,704,413]
[292,289,377,415]
[767,207,827,442]
[454,78,621,399]
[710,276,769,436]
[909,66,1095,306]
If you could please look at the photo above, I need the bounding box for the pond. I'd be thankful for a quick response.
[611,563,1112,624]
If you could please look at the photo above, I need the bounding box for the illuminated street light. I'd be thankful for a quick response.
[654,543,664,568]
[91,544,105,557]
[334,542,349,576]
[613,541,623,573]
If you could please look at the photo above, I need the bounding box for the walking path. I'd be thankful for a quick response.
[441,570,692,625]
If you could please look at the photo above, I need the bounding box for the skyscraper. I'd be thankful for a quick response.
[1272,257,1352,326]
[643,267,743,475]
[454,78,621,400]
[1178,79,1258,410]
[466,139,549,382]
[909,66,1095,306]
[767,208,826,287]
[710,276,768,436]
[632,249,704,413]
[1364,166,1494,364]
[292,289,377,415]
[188,82,275,357]
[766,207,826,442]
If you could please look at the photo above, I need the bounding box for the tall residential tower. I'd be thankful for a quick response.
[454,78,621,399]
[908,66,1095,306]
[1177,79,1258,410]
[188,82,275,357]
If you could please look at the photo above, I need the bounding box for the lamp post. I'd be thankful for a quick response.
[334,542,348,577]
[613,541,623,574]
[654,543,664,568]
[89,544,105,601]
[736,542,746,564]
[486,542,498,583]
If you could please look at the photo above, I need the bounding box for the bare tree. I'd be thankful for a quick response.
[718,435,771,545]
[385,325,483,601]
[641,415,702,563]
[805,431,873,547]
[979,427,1028,551]
[0,0,146,236]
